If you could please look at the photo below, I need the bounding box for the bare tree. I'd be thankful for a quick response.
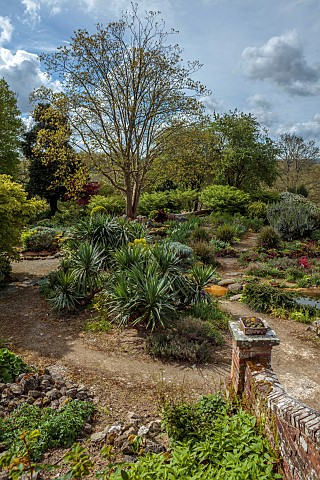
[32,5,209,218]
[277,133,319,192]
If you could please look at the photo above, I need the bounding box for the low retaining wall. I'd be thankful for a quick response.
[229,320,320,480]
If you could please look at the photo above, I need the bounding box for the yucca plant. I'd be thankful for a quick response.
[188,265,217,303]
[71,241,105,296]
[48,270,83,311]
[111,243,149,272]
[107,263,176,330]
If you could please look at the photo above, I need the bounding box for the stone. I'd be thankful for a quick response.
[9,384,23,395]
[20,376,39,393]
[218,278,238,286]
[108,424,123,434]
[147,420,162,434]
[144,440,166,454]
[90,431,107,443]
[46,388,61,400]
[307,320,320,337]
[76,391,89,400]
[121,440,134,455]
[229,294,242,301]
[137,426,149,437]
[227,283,243,293]
[204,285,228,297]
[66,388,78,398]
[28,389,42,398]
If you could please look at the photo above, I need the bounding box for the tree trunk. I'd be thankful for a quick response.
[49,195,59,216]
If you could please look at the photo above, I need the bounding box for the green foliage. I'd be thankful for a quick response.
[70,241,105,295]
[210,110,279,191]
[107,262,177,330]
[0,348,28,383]
[256,226,281,250]
[48,270,83,311]
[83,319,112,333]
[215,223,239,243]
[0,400,94,461]
[0,79,23,180]
[0,175,47,259]
[167,241,193,265]
[0,255,11,287]
[111,394,282,479]
[21,226,58,251]
[249,190,280,204]
[247,201,267,219]
[147,317,222,363]
[25,103,88,216]
[167,218,200,243]
[190,226,212,243]
[191,241,217,265]
[200,184,250,214]
[138,190,198,216]
[87,194,125,215]
[188,265,217,303]
[242,283,296,313]
[189,301,230,329]
[267,192,320,240]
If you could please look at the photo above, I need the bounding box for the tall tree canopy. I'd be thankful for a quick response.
[32,6,209,218]
[23,103,88,215]
[277,133,319,193]
[0,78,23,180]
[210,110,279,191]
[150,121,217,191]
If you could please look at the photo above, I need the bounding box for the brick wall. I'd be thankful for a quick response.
[229,320,320,480]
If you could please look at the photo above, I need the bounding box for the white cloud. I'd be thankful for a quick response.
[0,16,13,46]
[201,95,223,113]
[247,94,278,127]
[241,31,320,96]
[276,113,320,140]
[0,47,61,113]
[21,0,41,27]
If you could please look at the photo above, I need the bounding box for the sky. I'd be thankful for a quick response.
[1,0,320,143]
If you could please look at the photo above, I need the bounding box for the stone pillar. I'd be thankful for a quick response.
[229,320,280,396]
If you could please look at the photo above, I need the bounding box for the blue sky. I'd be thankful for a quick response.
[1,0,320,142]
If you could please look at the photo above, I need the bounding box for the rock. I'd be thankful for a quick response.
[137,426,149,437]
[144,440,166,454]
[218,278,237,286]
[90,431,107,443]
[20,375,39,393]
[9,384,23,395]
[66,388,78,398]
[114,432,130,448]
[46,388,61,401]
[227,283,243,293]
[0,384,6,393]
[121,440,134,455]
[76,391,89,400]
[83,423,93,434]
[307,320,320,337]
[27,389,42,398]
[147,420,162,434]
[108,424,123,434]
[204,285,227,297]
[229,294,242,302]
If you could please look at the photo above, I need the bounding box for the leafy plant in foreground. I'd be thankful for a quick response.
[0,348,28,383]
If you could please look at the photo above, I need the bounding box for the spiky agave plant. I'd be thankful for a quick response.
[71,241,105,296]
[188,265,217,303]
[48,270,83,311]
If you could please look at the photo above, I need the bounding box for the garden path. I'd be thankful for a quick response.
[0,257,230,421]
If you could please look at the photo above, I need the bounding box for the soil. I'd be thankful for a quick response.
[1,234,320,420]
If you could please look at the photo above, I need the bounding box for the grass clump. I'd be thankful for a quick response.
[146,316,223,363]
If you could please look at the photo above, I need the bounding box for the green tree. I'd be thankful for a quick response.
[24,103,88,215]
[151,121,217,192]
[210,110,279,191]
[277,133,319,193]
[0,175,46,258]
[0,78,23,180]
[32,6,208,218]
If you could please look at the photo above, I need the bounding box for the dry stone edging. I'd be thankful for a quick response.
[90,411,166,456]
[0,368,94,417]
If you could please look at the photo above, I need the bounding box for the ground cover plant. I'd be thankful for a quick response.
[242,282,320,324]
[0,348,28,383]
[109,394,282,479]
